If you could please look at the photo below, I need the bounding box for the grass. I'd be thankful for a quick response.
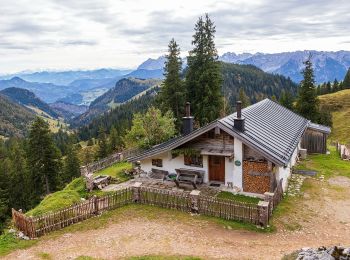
[295,146,350,179]
[0,232,38,256]
[37,252,53,259]
[26,190,82,217]
[75,256,104,260]
[319,89,350,144]
[94,161,133,182]
[216,191,261,204]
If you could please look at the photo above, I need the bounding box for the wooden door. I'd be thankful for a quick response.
[209,156,225,182]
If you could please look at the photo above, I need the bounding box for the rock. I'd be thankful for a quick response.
[8,228,16,234]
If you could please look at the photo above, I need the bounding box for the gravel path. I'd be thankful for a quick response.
[4,177,350,260]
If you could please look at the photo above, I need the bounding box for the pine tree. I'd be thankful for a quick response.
[158,39,185,130]
[96,127,108,159]
[326,81,332,94]
[7,139,30,210]
[279,90,294,110]
[185,14,223,126]
[27,117,61,202]
[0,159,10,231]
[62,145,80,184]
[238,88,250,108]
[333,79,339,92]
[296,56,319,122]
[108,126,121,153]
[343,68,350,89]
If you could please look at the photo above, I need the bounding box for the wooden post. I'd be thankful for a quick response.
[189,190,200,213]
[258,201,269,227]
[264,192,274,216]
[132,182,142,202]
[93,196,99,215]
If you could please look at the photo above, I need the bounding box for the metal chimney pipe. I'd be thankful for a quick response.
[185,102,191,117]
[236,101,242,119]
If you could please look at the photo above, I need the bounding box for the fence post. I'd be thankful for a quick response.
[258,201,269,227]
[132,182,142,203]
[93,195,99,215]
[189,190,200,213]
[264,192,274,215]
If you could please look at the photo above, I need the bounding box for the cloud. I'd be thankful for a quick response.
[0,0,349,73]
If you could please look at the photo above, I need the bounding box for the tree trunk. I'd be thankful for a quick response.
[44,175,50,194]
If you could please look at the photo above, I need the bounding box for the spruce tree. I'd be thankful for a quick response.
[326,81,332,93]
[186,14,223,126]
[96,127,108,159]
[296,56,319,122]
[343,68,350,89]
[158,39,185,130]
[238,88,250,108]
[62,145,80,184]
[108,126,121,153]
[333,79,339,92]
[279,90,294,110]
[27,118,61,201]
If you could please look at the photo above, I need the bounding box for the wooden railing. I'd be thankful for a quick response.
[13,185,272,238]
[81,148,139,175]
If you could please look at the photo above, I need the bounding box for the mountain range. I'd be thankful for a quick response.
[138,50,350,84]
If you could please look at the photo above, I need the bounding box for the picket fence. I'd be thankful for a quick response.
[12,184,284,238]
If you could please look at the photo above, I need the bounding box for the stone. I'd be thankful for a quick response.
[8,228,16,234]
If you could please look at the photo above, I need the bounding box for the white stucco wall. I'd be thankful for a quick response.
[139,138,245,187]
[140,151,210,182]
[232,138,243,189]
[276,141,301,190]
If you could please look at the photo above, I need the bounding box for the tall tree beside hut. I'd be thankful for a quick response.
[27,118,61,203]
[158,39,186,131]
[295,56,319,122]
[62,145,80,185]
[96,127,108,159]
[186,14,223,126]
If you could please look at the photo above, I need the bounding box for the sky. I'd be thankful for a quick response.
[1,0,350,73]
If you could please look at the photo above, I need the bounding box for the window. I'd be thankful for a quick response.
[184,155,203,167]
[152,159,163,167]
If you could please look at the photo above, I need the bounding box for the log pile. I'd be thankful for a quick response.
[243,161,271,194]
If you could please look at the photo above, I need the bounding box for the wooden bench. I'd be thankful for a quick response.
[148,168,169,180]
[174,168,204,189]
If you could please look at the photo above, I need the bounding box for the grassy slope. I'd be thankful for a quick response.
[319,89,350,144]
[94,161,133,182]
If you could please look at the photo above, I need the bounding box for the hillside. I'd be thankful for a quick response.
[319,89,350,143]
[0,77,72,103]
[78,87,158,140]
[220,62,297,106]
[0,87,59,118]
[50,102,88,119]
[0,94,35,137]
[74,78,161,125]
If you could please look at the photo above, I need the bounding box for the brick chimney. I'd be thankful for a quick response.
[182,102,194,135]
[234,101,245,132]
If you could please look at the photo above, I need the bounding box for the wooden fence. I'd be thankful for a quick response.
[13,185,274,238]
[12,188,133,238]
[337,142,350,160]
[198,196,260,224]
[81,148,138,175]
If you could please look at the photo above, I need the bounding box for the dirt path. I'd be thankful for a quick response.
[4,177,350,260]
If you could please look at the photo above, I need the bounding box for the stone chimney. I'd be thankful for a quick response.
[182,102,194,135]
[234,101,245,132]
